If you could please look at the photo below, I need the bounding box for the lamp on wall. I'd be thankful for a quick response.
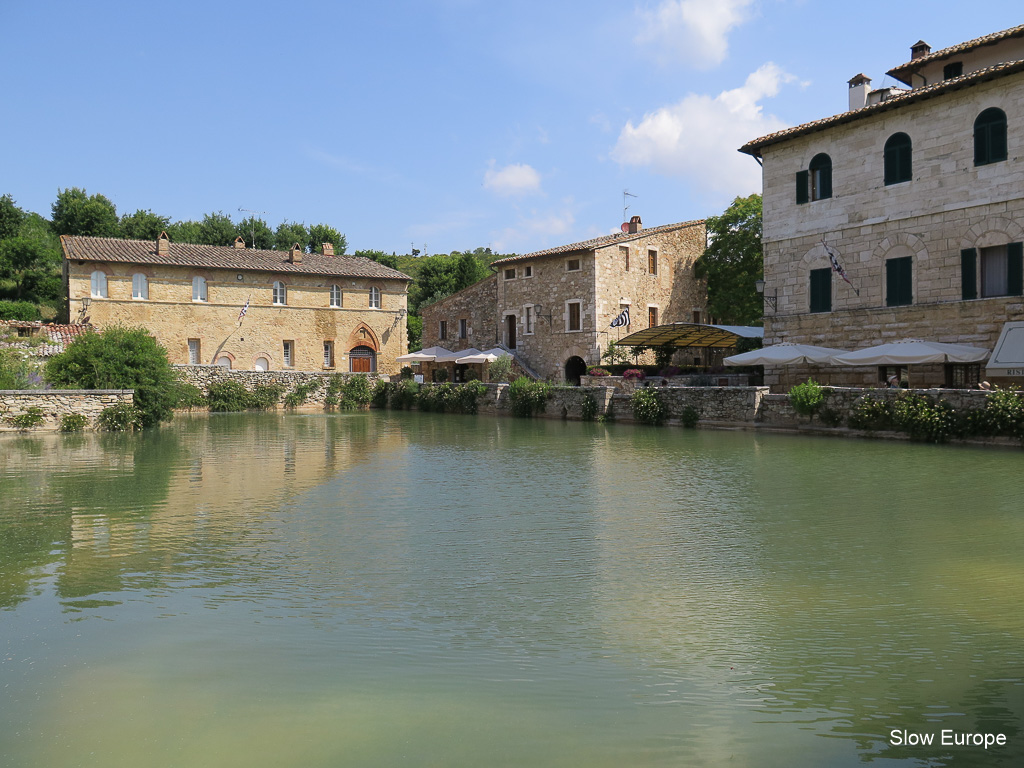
[530,304,553,324]
[755,279,777,311]
[81,297,92,309]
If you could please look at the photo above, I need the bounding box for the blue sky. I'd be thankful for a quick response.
[2,1,1021,256]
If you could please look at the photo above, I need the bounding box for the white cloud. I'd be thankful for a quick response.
[483,162,542,197]
[611,63,793,198]
[635,0,755,69]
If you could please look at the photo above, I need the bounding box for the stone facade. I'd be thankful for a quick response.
[421,219,707,382]
[0,389,133,431]
[742,28,1024,389]
[175,365,382,406]
[63,234,411,375]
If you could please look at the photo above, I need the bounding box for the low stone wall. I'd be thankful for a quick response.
[174,365,383,406]
[580,374,755,392]
[0,389,134,432]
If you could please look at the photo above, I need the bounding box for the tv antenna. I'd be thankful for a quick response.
[622,189,637,222]
[238,208,268,249]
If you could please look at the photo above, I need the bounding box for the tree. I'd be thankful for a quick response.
[355,249,399,270]
[51,188,119,237]
[197,212,237,246]
[0,194,25,240]
[694,194,763,325]
[0,236,61,303]
[275,220,309,252]
[235,216,275,250]
[165,219,202,244]
[308,223,346,254]
[119,209,170,241]
[45,326,178,428]
[454,250,487,289]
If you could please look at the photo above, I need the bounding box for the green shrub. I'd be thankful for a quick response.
[630,387,667,425]
[207,380,250,412]
[680,405,700,428]
[891,393,959,443]
[581,393,598,421]
[5,406,45,430]
[508,377,549,418]
[371,380,394,408]
[60,413,88,432]
[337,374,372,409]
[818,407,844,427]
[454,381,486,414]
[171,382,206,410]
[400,366,414,380]
[390,379,419,409]
[247,384,284,410]
[487,355,513,383]
[98,402,143,431]
[0,300,42,321]
[848,394,893,431]
[433,367,449,383]
[789,379,825,420]
[971,389,1024,438]
[283,379,322,408]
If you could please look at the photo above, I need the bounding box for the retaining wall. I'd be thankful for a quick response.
[174,365,384,406]
[0,390,134,432]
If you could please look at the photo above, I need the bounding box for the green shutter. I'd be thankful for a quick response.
[961,248,977,300]
[886,257,913,306]
[796,170,809,204]
[899,142,912,182]
[1008,242,1023,296]
[810,268,831,313]
[820,166,833,200]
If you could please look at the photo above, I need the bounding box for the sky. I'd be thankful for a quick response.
[2,1,1022,256]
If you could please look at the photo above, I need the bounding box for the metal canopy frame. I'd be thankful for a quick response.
[614,323,764,348]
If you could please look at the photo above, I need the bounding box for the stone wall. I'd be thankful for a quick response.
[175,365,383,406]
[0,390,133,432]
[420,275,499,352]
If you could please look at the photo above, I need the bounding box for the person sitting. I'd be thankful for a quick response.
[978,380,992,391]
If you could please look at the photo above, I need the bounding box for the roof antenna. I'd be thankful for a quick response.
[622,189,637,223]
[238,208,268,249]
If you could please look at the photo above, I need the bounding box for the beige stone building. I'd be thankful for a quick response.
[421,217,707,382]
[62,233,411,373]
[741,25,1024,389]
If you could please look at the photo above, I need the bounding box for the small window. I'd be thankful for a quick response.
[974,108,1007,166]
[216,356,232,370]
[691,310,701,324]
[323,341,335,368]
[254,357,269,371]
[369,286,381,309]
[90,270,107,298]
[504,268,516,280]
[192,276,207,302]
[17,327,32,338]
[330,284,342,308]
[439,320,448,340]
[648,249,658,275]
[132,273,148,300]
[884,133,912,185]
[567,301,581,331]
[943,62,963,80]
[945,363,980,388]
[283,340,294,367]
[459,318,467,340]
[979,243,1024,298]
[273,281,287,305]
[885,256,913,307]
[567,258,581,272]
[524,265,533,278]
[188,339,201,365]
[648,306,658,327]
[809,153,832,201]
[525,305,534,334]
[620,245,630,271]
[809,268,832,313]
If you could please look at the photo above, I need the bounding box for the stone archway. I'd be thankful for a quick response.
[564,356,587,386]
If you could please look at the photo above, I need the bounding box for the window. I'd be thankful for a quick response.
[974,108,1007,166]
[459,318,467,340]
[330,284,342,307]
[349,345,376,373]
[323,341,335,368]
[216,356,232,370]
[809,268,832,313]
[885,256,913,306]
[254,357,269,371]
[504,268,516,280]
[884,133,912,185]
[691,310,701,324]
[369,286,381,309]
[188,339,201,365]
[567,258,581,272]
[567,301,581,331]
[132,273,148,300]
[648,249,658,275]
[525,305,534,334]
[524,265,533,278]
[620,245,630,271]
[945,363,980,389]
[439,320,448,340]
[978,243,1024,298]
[90,270,107,298]
[809,154,832,201]
[943,61,963,80]
[192,276,207,302]
[283,340,294,367]
[273,281,286,305]
[648,306,658,328]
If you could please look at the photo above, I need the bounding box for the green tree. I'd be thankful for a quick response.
[165,219,202,244]
[51,188,119,237]
[0,194,25,240]
[308,223,346,254]
[694,193,763,325]
[197,212,238,246]
[45,326,178,428]
[235,216,275,250]
[0,236,61,303]
[355,249,400,270]
[454,250,487,288]
[119,209,170,241]
[275,220,309,252]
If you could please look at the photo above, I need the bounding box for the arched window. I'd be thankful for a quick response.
[809,153,832,200]
[884,133,912,185]
[273,281,287,305]
[368,286,381,309]
[330,284,342,308]
[192,276,207,302]
[132,273,148,300]
[254,357,269,371]
[974,108,1007,166]
[349,345,376,373]
[90,270,107,298]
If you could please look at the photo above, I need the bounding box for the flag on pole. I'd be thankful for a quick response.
[610,307,630,328]
[822,238,860,296]
[238,296,250,322]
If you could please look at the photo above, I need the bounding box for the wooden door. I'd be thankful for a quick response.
[506,315,517,349]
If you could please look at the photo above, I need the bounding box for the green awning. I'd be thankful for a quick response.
[614,323,764,348]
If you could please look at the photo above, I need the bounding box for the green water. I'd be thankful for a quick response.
[1,412,1022,767]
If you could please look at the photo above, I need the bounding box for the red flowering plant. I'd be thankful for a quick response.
[587,367,611,377]
[622,368,646,381]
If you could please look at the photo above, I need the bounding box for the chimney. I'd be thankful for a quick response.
[156,231,170,256]
[233,236,246,249]
[848,73,871,111]
[628,215,642,234]
[288,243,303,264]
[911,40,931,60]
[322,242,334,257]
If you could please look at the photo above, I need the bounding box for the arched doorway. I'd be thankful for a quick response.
[349,345,376,373]
[564,356,587,386]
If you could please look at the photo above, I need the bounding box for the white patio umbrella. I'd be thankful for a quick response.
[455,347,508,364]
[724,342,849,366]
[396,346,454,363]
[433,347,482,363]
[830,339,989,366]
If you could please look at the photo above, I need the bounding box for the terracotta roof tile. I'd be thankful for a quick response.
[61,235,412,281]
[888,24,1024,85]
[740,59,1024,157]
[490,219,704,266]
[0,321,92,356]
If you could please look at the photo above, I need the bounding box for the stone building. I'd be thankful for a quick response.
[62,233,411,373]
[740,24,1024,389]
[421,217,707,382]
